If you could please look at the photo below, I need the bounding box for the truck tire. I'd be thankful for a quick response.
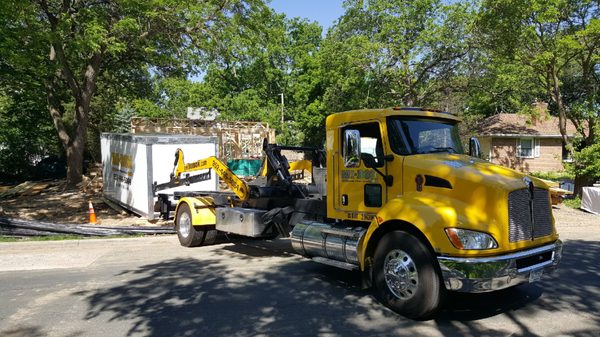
[203,228,217,245]
[373,231,443,319]
[175,203,206,247]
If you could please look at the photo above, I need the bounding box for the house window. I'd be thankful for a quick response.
[517,138,539,158]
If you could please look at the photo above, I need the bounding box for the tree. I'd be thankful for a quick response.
[0,85,59,181]
[320,0,474,114]
[0,5,59,180]
[161,13,325,146]
[0,0,267,186]
[479,0,600,193]
[462,51,542,117]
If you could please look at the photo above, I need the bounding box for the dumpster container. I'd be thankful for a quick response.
[100,133,218,219]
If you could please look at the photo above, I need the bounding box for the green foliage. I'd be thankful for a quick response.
[134,3,323,143]
[0,0,272,182]
[563,197,582,209]
[131,12,327,146]
[320,0,473,113]
[570,131,600,181]
[464,58,542,116]
[477,0,600,192]
[529,171,575,182]
[0,85,58,181]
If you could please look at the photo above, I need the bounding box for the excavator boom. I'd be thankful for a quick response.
[172,149,251,201]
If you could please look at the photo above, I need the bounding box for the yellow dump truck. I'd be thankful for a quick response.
[155,107,562,319]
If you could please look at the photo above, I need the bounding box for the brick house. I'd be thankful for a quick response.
[475,112,577,173]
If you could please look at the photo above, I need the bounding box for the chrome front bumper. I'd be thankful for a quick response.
[437,240,563,293]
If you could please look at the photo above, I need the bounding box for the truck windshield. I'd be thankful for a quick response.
[387,117,464,155]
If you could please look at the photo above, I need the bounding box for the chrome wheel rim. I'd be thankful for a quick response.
[384,249,419,300]
[179,212,191,238]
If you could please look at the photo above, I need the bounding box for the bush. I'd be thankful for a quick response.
[530,171,574,181]
[563,196,581,209]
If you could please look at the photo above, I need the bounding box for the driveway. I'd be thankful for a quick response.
[0,207,598,337]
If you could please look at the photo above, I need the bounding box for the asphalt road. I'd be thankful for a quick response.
[0,209,598,337]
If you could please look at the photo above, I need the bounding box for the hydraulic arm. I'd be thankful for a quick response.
[154,148,252,201]
[173,149,251,201]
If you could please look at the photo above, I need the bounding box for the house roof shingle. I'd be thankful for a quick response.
[475,113,578,137]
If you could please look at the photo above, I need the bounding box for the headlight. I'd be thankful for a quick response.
[445,228,498,250]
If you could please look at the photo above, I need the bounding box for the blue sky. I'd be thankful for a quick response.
[268,0,345,31]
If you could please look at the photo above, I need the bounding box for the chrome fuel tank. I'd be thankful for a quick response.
[291,221,366,265]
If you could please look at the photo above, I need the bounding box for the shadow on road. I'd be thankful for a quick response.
[75,239,599,337]
[1,326,46,337]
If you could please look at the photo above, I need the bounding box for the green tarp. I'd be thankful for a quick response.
[227,159,262,176]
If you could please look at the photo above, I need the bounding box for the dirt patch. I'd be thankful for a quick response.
[553,205,598,226]
[552,204,599,240]
[0,173,167,227]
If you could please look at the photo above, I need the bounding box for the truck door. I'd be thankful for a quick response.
[336,122,387,221]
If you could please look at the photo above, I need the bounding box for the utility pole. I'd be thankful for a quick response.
[279,93,284,124]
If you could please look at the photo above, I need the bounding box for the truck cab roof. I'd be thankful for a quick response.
[326,107,461,128]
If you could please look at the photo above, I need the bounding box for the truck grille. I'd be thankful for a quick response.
[508,188,553,242]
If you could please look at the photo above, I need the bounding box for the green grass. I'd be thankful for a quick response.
[0,234,80,242]
[0,233,145,242]
[563,196,581,209]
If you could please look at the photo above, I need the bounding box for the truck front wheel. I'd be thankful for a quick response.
[175,203,216,247]
[373,231,443,319]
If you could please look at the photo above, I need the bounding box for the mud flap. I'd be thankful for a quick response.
[262,206,295,237]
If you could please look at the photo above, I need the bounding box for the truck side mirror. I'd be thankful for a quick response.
[469,137,481,158]
[361,152,377,168]
[361,153,393,187]
[343,129,361,168]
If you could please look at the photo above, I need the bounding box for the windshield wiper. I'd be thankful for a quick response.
[432,147,457,153]
[418,147,457,154]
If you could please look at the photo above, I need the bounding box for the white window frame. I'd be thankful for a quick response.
[516,138,539,158]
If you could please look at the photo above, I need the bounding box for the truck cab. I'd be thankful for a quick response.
[308,107,562,317]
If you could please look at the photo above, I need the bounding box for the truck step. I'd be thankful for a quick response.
[312,257,358,271]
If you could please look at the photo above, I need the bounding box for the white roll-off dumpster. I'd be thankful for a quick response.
[100,133,218,219]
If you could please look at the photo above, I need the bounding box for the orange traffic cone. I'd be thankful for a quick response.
[88,201,97,224]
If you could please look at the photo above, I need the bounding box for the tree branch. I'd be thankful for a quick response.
[39,0,83,101]
[37,0,58,28]
[185,0,230,35]
[50,43,82,102]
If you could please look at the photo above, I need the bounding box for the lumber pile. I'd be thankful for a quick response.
[0,182,41,199]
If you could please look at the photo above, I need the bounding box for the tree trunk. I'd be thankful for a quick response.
[550,66,570,147]
[64,92,93,187]
[546,65,594,198]
[574,173,594,198]
[66,141,84,187]
[40,1,101,188]
[46,77,89,188]
[46,49,99,187]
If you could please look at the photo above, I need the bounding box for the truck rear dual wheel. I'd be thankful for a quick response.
[373,231,444,319]
[175,203,217,247]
